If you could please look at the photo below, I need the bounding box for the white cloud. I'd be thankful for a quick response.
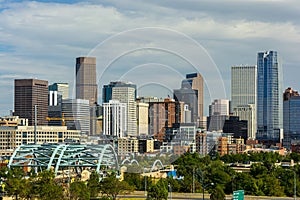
[0,0,299,115]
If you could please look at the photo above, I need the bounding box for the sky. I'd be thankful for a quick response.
[0,0,300,116]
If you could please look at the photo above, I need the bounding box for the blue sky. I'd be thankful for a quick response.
[0,0,300,116]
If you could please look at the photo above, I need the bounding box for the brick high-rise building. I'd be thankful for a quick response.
[143,98,182,141]
[14,79,48,126]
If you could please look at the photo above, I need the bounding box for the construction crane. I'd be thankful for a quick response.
[46,113,68,126]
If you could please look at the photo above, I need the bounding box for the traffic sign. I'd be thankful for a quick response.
[233,190,244,200]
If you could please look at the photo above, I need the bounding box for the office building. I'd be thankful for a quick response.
[231,65,257,109]
[0,116,28,127]
[103,100,127,138]
[0,125,81,156]
[257,51,283,143]
[231,65,257,139]
[48,83,69,126]
[49,83,69,103]
[223,116,248,140]
[136,102,149,135]
[207,99,229,132]
[196,130,207,156]
[117,137,139,156]
[76,57,97,135]
[62,99,90,134]
[146,98,183,141]
[14,79,48,126]
[138,139,154,153]
[103,81,137,136]
[283,87,300,148]
[233,105,256,139]
[217,134,245,155]
[76,57,97,105]
[174,73,204,124]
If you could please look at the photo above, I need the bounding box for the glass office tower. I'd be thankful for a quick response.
[256,51,283,143]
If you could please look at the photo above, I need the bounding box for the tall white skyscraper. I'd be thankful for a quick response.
[103,82,137,136]
[231,65,257,139]
[103,100,127,138]
[136,102,149,135]
[257,51,283,143]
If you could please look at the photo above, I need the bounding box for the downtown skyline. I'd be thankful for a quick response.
[0,0,300,115]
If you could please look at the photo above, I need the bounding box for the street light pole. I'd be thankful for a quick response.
[144,166,147,197]
[202,183,214,200]
[168,183,172,200]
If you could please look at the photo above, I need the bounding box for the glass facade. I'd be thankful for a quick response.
[256,51,283,142]
[231,65,257,139]
[283,96,300,140]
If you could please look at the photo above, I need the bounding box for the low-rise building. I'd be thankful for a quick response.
[0,125,81,157]
[118,137,138,156]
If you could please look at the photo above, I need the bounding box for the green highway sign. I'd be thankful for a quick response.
[233,190,244,200]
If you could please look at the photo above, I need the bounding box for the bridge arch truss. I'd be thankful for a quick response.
[8,144,119,175]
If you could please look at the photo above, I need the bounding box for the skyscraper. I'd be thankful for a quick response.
[231,65,257,139]
[14,79,48,126]
[136,102,149,135]
[257,51,283,143]
[76,57,97,105]
[49,83,69,103]
[103,81,137,136]
[207,99,229,132]
[48,83,69,126]
[103,100,127,138]
[62,99,90,134]
[76,57,97,135]
[283,87,300,148]
[174,73,204,125]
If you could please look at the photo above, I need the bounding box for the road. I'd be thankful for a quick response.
[119,191,297,200]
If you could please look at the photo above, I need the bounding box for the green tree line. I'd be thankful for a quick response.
[1,151,300,200]
[124,152,300,198]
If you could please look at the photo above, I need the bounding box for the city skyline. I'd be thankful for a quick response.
[1,0,300,115]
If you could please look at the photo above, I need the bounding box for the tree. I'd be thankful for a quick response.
[35,170,64,200]
[250,163,268,178]
[100,173,134,200]
[70,180,90,200]
[210,185,225,200]
[124,173,143,190]
[5,167,27,200]
[147,179,168,200]
[87,171,101,198]
[261,175,284,196]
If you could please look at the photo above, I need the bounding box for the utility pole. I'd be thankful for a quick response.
[192,168,195,193]
[294,169,296,200]
[144,166,147,196]
[34,105,37,144]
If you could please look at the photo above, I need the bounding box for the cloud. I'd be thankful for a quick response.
[0,0,299,115]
